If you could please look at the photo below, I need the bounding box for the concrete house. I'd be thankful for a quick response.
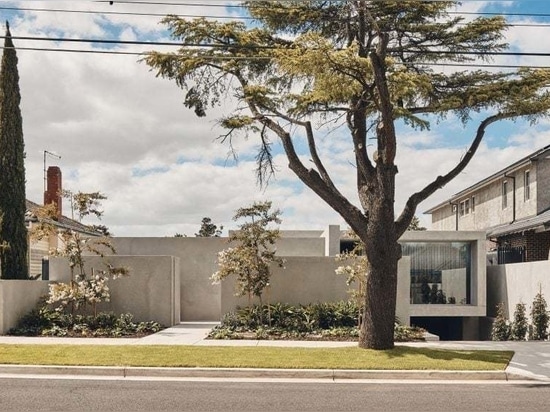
[45,227,486,340]
[425,144,550,263]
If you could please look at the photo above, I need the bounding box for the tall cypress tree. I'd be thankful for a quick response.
[0,21,28,279]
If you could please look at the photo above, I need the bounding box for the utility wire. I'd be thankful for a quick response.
[4,35,550,59]
[2,45,550,70]
[0,6,252,20]
[4,4,550,26]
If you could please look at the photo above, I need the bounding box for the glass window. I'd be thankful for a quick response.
[524,170,530,201]
[502,181,508,209]
[402,242,471,305]
[471,196,475,212]
[459,199,470,217]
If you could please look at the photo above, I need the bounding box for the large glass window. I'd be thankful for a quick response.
[402,242,471,305]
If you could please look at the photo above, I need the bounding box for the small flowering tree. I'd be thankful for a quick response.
[212,201,284,310]
[31,191,128,316]
[335,236,367,327]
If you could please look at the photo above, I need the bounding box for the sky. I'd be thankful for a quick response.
[1,0,550,237]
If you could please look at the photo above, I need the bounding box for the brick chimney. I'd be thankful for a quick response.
[44,166,62,218]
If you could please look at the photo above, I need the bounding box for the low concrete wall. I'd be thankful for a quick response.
[221,257,346,312]
[50,255,180,327]
[0,280,49,334]
[110,238,224,322]
[222,256,412,324]
[487,260,550,318]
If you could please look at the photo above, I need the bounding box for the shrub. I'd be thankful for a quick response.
[530,290,549,341]
[208,301,426,342]
[491,302,511,341]
[511,302,528,341]
[8,304,163,338]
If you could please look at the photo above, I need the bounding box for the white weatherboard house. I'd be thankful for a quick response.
[425,144,550,264]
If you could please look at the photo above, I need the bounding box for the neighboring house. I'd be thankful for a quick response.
[24,167,99,278]
[425,144,550,263]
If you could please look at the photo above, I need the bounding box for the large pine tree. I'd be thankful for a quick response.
[145,1,550,349]
[0,21,28,279]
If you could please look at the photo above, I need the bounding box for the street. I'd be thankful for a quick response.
[1,378,550,411]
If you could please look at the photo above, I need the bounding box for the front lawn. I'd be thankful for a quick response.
[0,344,513,371]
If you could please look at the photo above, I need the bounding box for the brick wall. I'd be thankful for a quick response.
[498,231,550,262]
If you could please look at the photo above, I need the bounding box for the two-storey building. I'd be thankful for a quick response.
[425,144,550,263]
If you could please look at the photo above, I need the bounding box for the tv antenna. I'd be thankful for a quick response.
[43,150,61,192]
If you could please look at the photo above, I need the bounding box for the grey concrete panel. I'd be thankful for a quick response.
[110,237,225,322]
[49,255,180,326]
[487,260,550,319]
[0,280,49,334]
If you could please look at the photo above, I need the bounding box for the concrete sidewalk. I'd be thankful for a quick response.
[1,322,549,382]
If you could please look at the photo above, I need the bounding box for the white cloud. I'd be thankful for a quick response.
[3,1,550,237]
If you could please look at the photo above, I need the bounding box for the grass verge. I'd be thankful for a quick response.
[0,345,512,371]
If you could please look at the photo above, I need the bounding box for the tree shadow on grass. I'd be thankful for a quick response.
[383,346,513,366]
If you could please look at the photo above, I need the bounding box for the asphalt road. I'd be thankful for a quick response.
[1,378,550,412]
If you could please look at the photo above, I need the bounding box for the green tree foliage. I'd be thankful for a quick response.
[195,217,223,237]
[530,290,549,341]
[145,2,550,349]
[407,216,427,231]
[212,201,284,308]
[511,302,528,341]
[491,302,511,341]
[0,22,28,279]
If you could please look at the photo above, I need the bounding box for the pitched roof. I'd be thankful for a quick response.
[424,144,550,214]
[486,209,550,238]
[25,199,100,236]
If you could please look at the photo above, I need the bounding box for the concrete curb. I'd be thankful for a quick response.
[0,364,536,381]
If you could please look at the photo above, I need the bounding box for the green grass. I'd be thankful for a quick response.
[0,345,512,371]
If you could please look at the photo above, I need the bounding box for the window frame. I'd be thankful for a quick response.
[524,170,531,201]
[459,199,470,217]
[502,180,508,209]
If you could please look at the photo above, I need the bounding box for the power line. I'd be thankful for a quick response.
[2,45,550,70]
[5,4,550,26]
[5,34,550,59]
[0,6,253,20]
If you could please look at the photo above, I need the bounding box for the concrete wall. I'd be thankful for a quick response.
[221,257,346,312]
[0,280,49,334]
[108,231,486,323]
[221,256,412,325]
[487,260,550,319]
[274,238,325,257]
[50,255,180,326]
[109,235,331,321]
[108,237,224,322]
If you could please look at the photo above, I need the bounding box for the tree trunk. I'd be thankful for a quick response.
[358,240,399,349]
[357,165,401,350]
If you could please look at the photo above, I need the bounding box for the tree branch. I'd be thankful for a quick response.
[395,112,510,237]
